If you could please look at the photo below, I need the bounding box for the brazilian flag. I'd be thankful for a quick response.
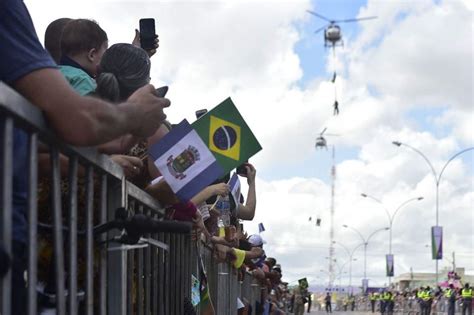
[192,97,262,174]
[298,278,309,289]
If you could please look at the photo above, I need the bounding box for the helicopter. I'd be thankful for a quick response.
[315,127,339,150]
[306,10,377,49]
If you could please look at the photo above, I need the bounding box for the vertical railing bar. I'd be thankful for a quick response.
[171,234,177,314]
[185,236,191,300]
[67,155,78,315]
[176,234,181,315]
[184,236,188,308]
[144,209,151,315]
[137,247,144,315]
[127,250,134,315]
[150,234,155,315]
[27,132,38,315]
[150,217,157,315]
[0,117,13,315]
[51,147,66,315]
[158,232,165,315]
[107,178,127,315]
[178,234,183,315]
[164,233,171,315]
[99,174,107,315]
[177,234,182,315]
[85,166,94,315]
[136,202,144,315]
[179,235,184,315]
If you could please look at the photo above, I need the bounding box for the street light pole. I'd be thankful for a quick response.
[333,241,363,294]
[342,225,390,291]
[361,194,423,285]
[334,258,355,292]
[320,269,331,288]
[392,142,474,284]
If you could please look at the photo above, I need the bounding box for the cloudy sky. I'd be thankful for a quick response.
[26,0,473,288]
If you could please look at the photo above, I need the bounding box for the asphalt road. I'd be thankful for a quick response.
[308,312,369,315]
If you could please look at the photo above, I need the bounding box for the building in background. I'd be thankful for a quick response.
[394,267,474,291]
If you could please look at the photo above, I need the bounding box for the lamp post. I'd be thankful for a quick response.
[342,225,390,291]
[334,258,355,292]
[333,241,363,294]
[361,193,423,285]
[392,141,474,283]
[320,269,331,289]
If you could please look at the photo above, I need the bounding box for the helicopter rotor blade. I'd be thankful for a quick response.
[324,133,340,137]
[314,25,327,34]
[320,127,327,136]
[306,10,333,23]
[336,16,377,23]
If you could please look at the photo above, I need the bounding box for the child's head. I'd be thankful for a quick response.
[96,43,151,102]
[60,19,108,77]
[44,18,73,64]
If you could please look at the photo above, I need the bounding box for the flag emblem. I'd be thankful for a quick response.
[166,145,200,179]
[149,119,224,201]
[209,115,241,160]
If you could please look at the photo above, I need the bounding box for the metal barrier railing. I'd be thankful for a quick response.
[0,82,263,315]
[392,296,464,315]
[191,243,263,315]
[0,82,193,315]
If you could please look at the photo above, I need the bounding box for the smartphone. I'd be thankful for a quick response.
[236,161,249,176]
[195,109,207,119]
[139,18,156,50]
[155,86,168,98]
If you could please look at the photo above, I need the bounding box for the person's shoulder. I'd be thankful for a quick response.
[59,65,89,79]
[59,66,96,96]
[0,0,56,83]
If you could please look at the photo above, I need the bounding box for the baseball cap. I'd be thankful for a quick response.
[248,234,266,247]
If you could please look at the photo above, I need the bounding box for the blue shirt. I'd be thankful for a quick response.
[0,0,56,243]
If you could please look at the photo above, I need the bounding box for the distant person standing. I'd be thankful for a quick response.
[461,283,472,315]
[386,291,394,315]
[292,285,306,315]
[325,292,332,313]
[417,287,425,315]
[370,292,378,313]
[307,293,312,313]
[380,290,387,315]
[350,294,356,311]
[444,284,456,315]
[422,286,433,315]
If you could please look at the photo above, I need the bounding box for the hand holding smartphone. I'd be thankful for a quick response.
[139,18,157,50]
[236,161,249,176]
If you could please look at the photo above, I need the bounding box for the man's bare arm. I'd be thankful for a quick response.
[13,68,169,146]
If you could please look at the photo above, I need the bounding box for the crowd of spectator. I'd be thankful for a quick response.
[259,281,473,315]
[0,1,290,314]
[300,283,473,315]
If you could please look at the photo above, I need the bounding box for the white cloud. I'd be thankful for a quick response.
[25,0,473,286]
[351,0,472,111]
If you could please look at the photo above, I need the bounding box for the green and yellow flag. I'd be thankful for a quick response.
[192,97,262,174]
[298,278,309,289]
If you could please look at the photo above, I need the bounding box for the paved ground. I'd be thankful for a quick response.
[306,311,370,315]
